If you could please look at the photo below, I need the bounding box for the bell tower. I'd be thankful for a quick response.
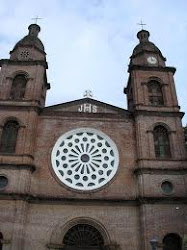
[0,24,50,249]
[0,23,50,107]
[0,22,50,161]
[124,30,187,249]
[124,29,179,112]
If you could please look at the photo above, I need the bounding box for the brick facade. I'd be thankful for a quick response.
[0,24,186,250]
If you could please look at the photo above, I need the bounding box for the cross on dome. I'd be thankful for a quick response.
[137,20,146,30]
[31,15,42,24]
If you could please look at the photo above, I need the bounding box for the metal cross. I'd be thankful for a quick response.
[83,90,93,98]
[31,15,42,24]
[137,20,146,30]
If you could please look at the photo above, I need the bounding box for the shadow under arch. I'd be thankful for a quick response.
[146,76,166,86]
[8,70,30,80]
[147,122,173,133]
[49,217,111,248]
[0,116,25,128]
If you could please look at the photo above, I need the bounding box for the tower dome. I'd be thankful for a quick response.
[131,29,165,60]
[11,24,45,53]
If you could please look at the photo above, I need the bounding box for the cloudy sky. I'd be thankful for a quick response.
[0,0,187,124]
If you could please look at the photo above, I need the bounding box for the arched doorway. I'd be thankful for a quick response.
[163,233,182,250]
[63,224,105,250]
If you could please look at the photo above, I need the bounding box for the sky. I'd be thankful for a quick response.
[0,0,187,124]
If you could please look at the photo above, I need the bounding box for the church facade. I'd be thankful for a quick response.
[0,24,186,250]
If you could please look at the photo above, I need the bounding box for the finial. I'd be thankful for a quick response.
[137,20,146,30]
[83,90,93,98]
[31,15,42,24]
[137,29,150,43]
[28,16,42,37]
[28,23,41,37]
[136,20,149,43]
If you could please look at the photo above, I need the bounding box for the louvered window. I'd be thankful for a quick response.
[148,80,164,106]
[0,121,19,153]
[154,126,171,158]
[10,75,27,100]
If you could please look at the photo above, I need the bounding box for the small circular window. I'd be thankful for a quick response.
[20,51,30,59]
[161,181,173,194]
[0,176,8,189]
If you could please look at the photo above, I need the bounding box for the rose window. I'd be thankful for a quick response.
[51,128,119,191]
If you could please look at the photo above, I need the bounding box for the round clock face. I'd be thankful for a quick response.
[147,56,157,64]
[51,128,119,191]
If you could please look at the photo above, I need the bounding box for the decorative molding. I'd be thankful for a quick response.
[0,163,35,172]
[47,243,64,249]
[0,103,41,113]
[0,116,26,128]
[47,243,115,250]
[141,78,168,86]
[41,111,133,121]
[136,158,187,162]
[146,122,176,134]
[128,65,176,74]
[134,167,187,175]
[8,70,30,79]
[0,192,186,204]
[49,217,111,247]
[133,110,184,118]
[0,59,48,69]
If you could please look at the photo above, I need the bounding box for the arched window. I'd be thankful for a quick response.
[148,80,164,106]
[0,121,19,153]
[63,224,104,249]
[10,74,27,100]
[153,125,171,158]
[163,233,182,250]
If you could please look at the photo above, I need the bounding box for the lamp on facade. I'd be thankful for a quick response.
[150,238,158,250]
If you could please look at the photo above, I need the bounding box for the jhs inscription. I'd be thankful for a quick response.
[78,104,97,113]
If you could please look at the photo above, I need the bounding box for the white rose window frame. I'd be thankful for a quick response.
[51,128,119,191]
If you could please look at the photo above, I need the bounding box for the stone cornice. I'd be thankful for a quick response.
[47,243,112,249]
[0,163,35,172]
[0,103,41,113]
[137,157,187,162]
[0,59,48,69]
[0,193,186,205]
[40,111,133,121]
[128,64,176,74]
[134,167,187,175]
[133,109,184,118]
